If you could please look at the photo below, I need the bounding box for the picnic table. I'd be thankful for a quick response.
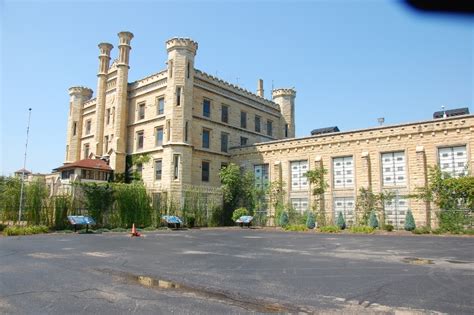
[67,215,96,232]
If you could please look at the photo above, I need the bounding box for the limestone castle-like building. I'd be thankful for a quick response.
[60,31,473,228]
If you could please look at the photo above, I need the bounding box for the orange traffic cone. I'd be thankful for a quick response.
[131,223,140,237]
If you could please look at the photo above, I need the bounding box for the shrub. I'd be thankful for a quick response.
[404,209,416,231]
[111,227,127,232]
[0,224,6,231]
[431,228,445,235]
[350,226,375,234]
[306,211,316,229]
[336,212,346,230]
[285,224,308,232]
[437,210,466,233]
[142,226,157,231]
[463,229,474,235]
[279,211,289,228]
[319,225,340,233]
[186,214,196,228]
[3,225,49,236]
[368,210,378,229]
[384,224,394,232]
[232,207,249,222]
[413,226,430,234]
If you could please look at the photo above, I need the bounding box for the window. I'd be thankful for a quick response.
[240,111,247,128]
[384,196,408,229]
[106,108,111,124]
[291,198,309,214]
[285,124,289,138]
[185,121,189,142]
[202,129,210,149]
[173,154,180,180]
[290,160,309,191]
[168,60,173,78]
[333,156,354,188]
[240,137,248,146]
[112,107,115,124]
[157,97,164,115]
[334,197,355,226]
[176,87,181,106]
[438,146,467,177]
[381,152,406,186]
[136,130,144,150]
[166,120,171,141]
[104,135,109,153]
[221,132,229,153]
[203,99,211,118]
[85,120,91,135]
[83,144,90,159]
[62,169,74,180]
[155,159,162,180]
[255,116,261,133]
[202,161,210,182]
[155,127,163,146]
[72,122,77,136]
[138,103,145,120]
[254,164,269,189]
[221,105,228,123]
[135,163,143,178]
[187,61,190,79]
[266,120,273,136]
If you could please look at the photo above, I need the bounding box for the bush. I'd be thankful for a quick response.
[404,209,416,231]
[319,225,340,233]
[232,207,249,222]
[94,228,110,233]
[306,211,316,229]
[279,211,289,228]
[384,224,394,232]
[285,224,308,232]
[463,229,474,235]
[437,210,466,233]
[3,225,49,236]
[350,226,375,234]
[368,210,378,229]
[413,226,430,234]
[142,226,157,231]
[185,214,196,228]
[110,227,127,232]
[336,212,346,230]
[0,224,6,232]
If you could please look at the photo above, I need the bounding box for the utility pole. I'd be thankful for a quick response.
[18,108,32,223]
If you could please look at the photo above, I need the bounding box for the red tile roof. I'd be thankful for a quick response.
[53,159,113,172]
[14,168,32,174]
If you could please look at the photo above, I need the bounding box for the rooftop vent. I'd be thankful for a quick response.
[433,107,469,119]
[311,126,340,136]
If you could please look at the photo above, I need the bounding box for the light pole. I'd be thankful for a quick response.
[18,108,32,223]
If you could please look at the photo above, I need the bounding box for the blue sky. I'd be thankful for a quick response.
[1,0,472,175]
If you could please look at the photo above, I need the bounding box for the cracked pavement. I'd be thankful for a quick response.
[0,229,473,314]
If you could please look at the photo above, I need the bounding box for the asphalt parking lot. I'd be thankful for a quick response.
[0,228,473,314]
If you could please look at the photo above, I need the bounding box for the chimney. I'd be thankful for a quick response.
[257,79,264,97]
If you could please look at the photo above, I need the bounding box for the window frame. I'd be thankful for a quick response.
[203,99,211,118]
[136,130,144,150]
[240,111,247,129]
[157,97,165,115]
[154,159,162,181]
[201,161,210,182]
[138,102,146,120]
[202,128,211,149]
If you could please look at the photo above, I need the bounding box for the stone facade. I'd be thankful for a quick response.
[63,31,472,227]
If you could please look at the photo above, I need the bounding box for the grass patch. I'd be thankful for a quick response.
[284,224,308,232]
[3,225,49,236]
[142,226,158,231]
[94,228,110,233]
[110,227,128,232]
[462,229,474,235]
[319,225,341,233]
[412,226,431,234]
[349,226,375,234]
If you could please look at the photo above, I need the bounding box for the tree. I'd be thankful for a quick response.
[404,209,416,231]
[80,183,114,226]
[279,211,289,227]
[336,212,346,230]
[369,210,379,228]
[306,167,328,227]
[306,211,316,229]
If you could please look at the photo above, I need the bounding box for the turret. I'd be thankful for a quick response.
[94,42,113,156]
[66,86,93,162]
[113,31,133,174]
[272,88,296,138]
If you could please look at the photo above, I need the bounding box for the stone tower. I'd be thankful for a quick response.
[65,86,93,162]
[164,38,198,194]
[94,42,113,156]
[272,88,296,138]
[112,31,134,174]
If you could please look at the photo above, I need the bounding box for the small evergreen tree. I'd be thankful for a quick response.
[336,212,346,230]
[368,210,379,229]
[306,211,316,229]
[279,211,289,227]
[404,209,416,231]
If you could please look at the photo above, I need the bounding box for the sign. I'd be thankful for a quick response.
[67,215,96,225]
[162,215,183,224]
[236,216,253,224]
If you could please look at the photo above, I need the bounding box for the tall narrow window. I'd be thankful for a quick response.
[202,161,210,182]
[138,103,146,120]
[202,129,210,149]
[255,116,261,133]
[155,159,162,180]
[176,87,181,106]
[155,127,163,146]
[166,120,171,141]
[221,132,229,153]
[136,130,144,150]
[173,154,180,180]
[85,120,92,135]
[285,124,289,137]
[112,107,115,124]
[168,60,173,78]
[104,135,109,153]
[203,99,211,118]
[240,111,247,128]
[106,108,111,124]
[187,61,190,79]
[83,144,90,159]
[72,122,77,136]
[185,121,189,142]
[157,97,164,115]
[266,120,273,136]
[221,105,229,123]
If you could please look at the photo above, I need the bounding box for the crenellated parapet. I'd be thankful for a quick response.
[68,86,93,99]
[166,37,198,55]
[272,88,296,98]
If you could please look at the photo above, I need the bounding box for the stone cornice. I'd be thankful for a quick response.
[128,70,167,98]
[82,98,97,109]
[230,115,474,156]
